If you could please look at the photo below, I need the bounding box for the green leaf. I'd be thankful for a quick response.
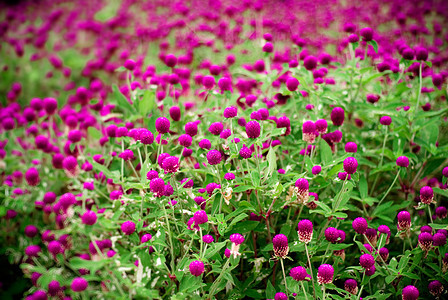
[87,127,102,140]
[320,138,332,165]
[205,241,227,259]
[359,176,368,199]
[251,171,260,187]
[265,147,277,180]
[266,280,276,299]
[369,40,378,53]
[69,257,107,274]
[139,89,155,116]
[111,84,135,114]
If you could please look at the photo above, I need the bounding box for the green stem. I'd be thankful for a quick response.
[413,62,423,120]
[305,243,316,299]
[162,203,175,273]
[280,258,288,294]
[322,285,326,300]
[301,281,309,300]
[199,227,204,259]
[209,258,231,298]
[357,272,365,300]
[377,171,400,207]
[371,127,388,193]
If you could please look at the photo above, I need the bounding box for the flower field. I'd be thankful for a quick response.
[0,0,448,299]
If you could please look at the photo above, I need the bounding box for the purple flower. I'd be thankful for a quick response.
[178,134,192,147]
[239,145,252,159]
[380,116,392,126]
[317,264,334,284]
[273,234,289,258]
[325,227,339,243]
[202,235,214,244]
[207,150,222,165]
[402,285,419,300]
[229,233,245,245]
[397,211,411,231]
[185,122,198,136]
[169,106,181,121]
[223,106,237,118]
[420,186,434,204]
[297,219,313,243]
[71,277,88,292]
[304,56,318,70]
[121,221,136,235]
[162,156,179,173]
[155,117,170,134]
[274,292,287,300]
[360,27,373,41]
[343,157,358,174]
[344,142,357,153]
[433,233,446,246]
[312,165,322,175]
[81,211,97,225]
[193,210,208,225]
[290,266,310,281]
[262,42,273,53]
[25,245,41,257]
[379,247,389,261]
[428,280,444,297]
[224,173,235,180]
[302,121,316,143]
[436,206,447,219]
[359,253,375,270]
[209,122,224,135]
[331,107,345,126]
[396,156,409,167]
[286,77,299,91]
[218,77,232,92]
[418,232,433,251]
[246,121,261,139]
[344,279,358,295]
[352,217,368,234]
[199,139,212,150]
[25,167,40,186]
[150,178,165,196]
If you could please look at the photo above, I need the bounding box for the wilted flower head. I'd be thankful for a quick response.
[344,279,358,295]
[428,280,444,297]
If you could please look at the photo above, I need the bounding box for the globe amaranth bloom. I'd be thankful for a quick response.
[71,277,88,292]
[396,156,409,167]
[330,107,345,126]
[324,227,339,243]
[402,285,419,300]
[312,165,321,175]
[317,264,334,284]
[121,221,136,235]
[352,217,368,234]
[189,260,205,277]
[223,106,237,118]
[297,219,313,243]
[418,232,433,251]
[302,121,316,143]
[420,186,434,204]
[193,210,208,225]
[290,266,311,281]
[274,292,287,300]
[380,116,392,126]
[81,210,97,225]
[343,157,358,174]
[345,142,357,153]
[428,280,444,297]
[239,145,252,159]
[246,120,261,139]
[273,234,289,258]
[359,253,375,270]
[209,122,224,135]
[344,279,358,295]
[206,150,222,165]
[162,156,179,173]
[295,178,309,204]
[229,233,245,259]
[202,235,214,244]
[155,117,170,134]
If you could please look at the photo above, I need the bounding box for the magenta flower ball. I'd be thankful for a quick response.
[71,277,88,292]
[297,219,313,243]
[206,150,222,165]
[81,210,97,226]
[273,234,289,258]
[245,120,261,139]
[396,156,409,167]
[324,227,339,243]
[229,233,245,245]
[193,210,208,225]
[359,253,375,269]
[343,157,358,174]
[352,217,368,234]
[155,117,170,134]
[121,221,136,235]
[402,285,419,300]
[223,106,238,118]
[312,165,322,175]
[317,264,334,284]
[189,260,205,277]
[380,116,392,126]
[331,107,345,126]
[290,266,310,281]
